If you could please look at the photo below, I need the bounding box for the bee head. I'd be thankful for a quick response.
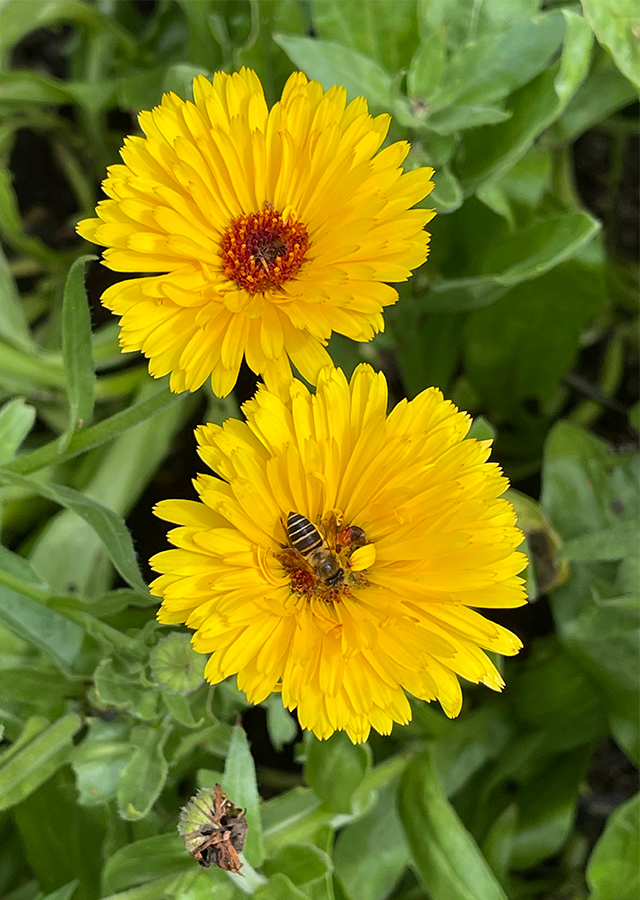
[316,555,343,585]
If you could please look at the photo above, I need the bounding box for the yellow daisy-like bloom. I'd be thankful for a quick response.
[77,68,435,397]
[150,365,527,743]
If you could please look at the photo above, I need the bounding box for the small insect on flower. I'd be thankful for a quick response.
[277,510,372,603]
[179,784,248,873]
[285,511,344,586]
[151,364,528,744]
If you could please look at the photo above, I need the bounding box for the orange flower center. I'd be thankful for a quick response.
[220,205,310,294]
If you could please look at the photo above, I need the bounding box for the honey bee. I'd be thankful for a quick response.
[286,511,344,586]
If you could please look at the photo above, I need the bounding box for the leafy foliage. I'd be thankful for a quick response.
[0,1,637,899]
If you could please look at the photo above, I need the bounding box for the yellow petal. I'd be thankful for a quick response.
[350,543,376,572]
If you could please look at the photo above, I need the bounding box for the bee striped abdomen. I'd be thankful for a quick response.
[287,512,323,556]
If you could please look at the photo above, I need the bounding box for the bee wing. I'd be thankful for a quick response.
[277,546,314,572]
[320,510,339,551]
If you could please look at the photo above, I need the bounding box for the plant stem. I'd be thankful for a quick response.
[4,386,182,475]
[0,567,49,603]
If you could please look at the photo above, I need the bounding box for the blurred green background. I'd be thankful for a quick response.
[0,1,638,899]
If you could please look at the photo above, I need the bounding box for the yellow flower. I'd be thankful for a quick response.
[77,68,435,397]
[150,365,527,743]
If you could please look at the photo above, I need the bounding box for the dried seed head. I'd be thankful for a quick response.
[179,784,248,873]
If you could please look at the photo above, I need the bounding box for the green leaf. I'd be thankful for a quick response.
[427,105,512,135]
[0,713,82,811]
[428,12,565,111]
[263,843,332,887]
[59,255,96,452]
[309,0,420,74]
[13,771,104,899]
[171,722,233,764]
[464,261,605,410]
[0,0,137,59]
[479,214,600,286]
[262,787,329,855]
[0,548,51,602]
[0,584,84,671]
[510,745,593,868]
[117,65,171,113]
[541,423,639,759]
[390,304,463,397]
[419,0,541,49]
[430,213,601,311]
[0,71,77,105]
[558,48,639,140]
[102,834,191,894]
[92,587,148,617]
[27,383,192,596]
[0,714,47,759]
[0,664,73,711]
[162,63,210,100]
[53,601,144,658]
[265,694,298,752]
[40,882,79,900]
[0,242,34,351]
[100,874,189,900]
[541,422,638,541]
[235,0,306,102]
[196,767,225,790]
[0,468,148,594]
[552,580,640,761]
[398,750,508,900]
[334,784,409,900]
[435,705,511,797]
[305,732,370,814]
[5,384,181,475]
[467,416,496,442]
[174,0,224,72]
[587,793,640,900]
[351,752,416,809]
[456,9,594,190]
[581,0,640,90]
[117,720,172,821]
[223,724,265,866]
[93,657,159,720]
[0,398,35,464]
[162,692,203,729]
[428,164,464,213]
[71,718,132,806]
[476,180,514,226]
[274,35,392,110]
[562,520,639,561]
[160,869,239,900]
[407,28,446,98]
[0,340,67,392]
[255,874,309,900]
[509,640,607,753]
[481,805,518,890]
[150,632,205,694]
[0,168,61,265]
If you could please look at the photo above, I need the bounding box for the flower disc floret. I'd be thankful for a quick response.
[76,68,435,397]
[150,365,528,743]
[219,206,309,294]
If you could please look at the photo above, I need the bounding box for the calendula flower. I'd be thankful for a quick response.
[77,68,435,397]
[150,365,527,743]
